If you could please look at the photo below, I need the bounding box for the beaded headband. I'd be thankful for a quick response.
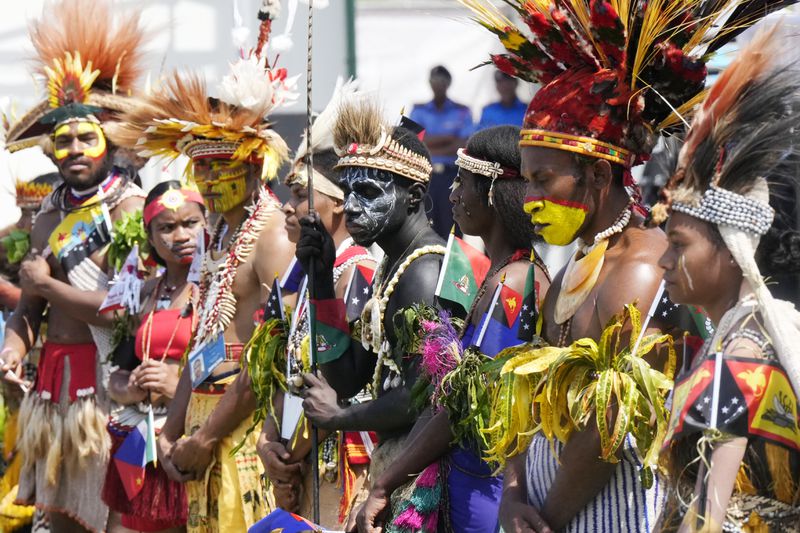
[671,185,774,236]
[520,129,633,167]
[143,188,205,225]
[455,148,520,206]
[335,126,432,184]
[285,162,344,201]
[182,139,263,163]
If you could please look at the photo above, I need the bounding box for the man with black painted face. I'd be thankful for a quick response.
[0,1,147,529]
[295,101,446,497]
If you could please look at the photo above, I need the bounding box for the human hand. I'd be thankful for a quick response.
[296,213,336,297]
[300,372,343,430]
[355,487,390,533]
[133,359,179,399]
[170,433,215,480]
[157,433,191,483]
[125,370,148,404]
[19,254,50,295]
[498,499,553,533]
[0,347,29,389]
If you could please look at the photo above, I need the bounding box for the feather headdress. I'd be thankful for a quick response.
[654,25,800,395]
[459,0,794,189]
[5,0,147,152]
[333,100,433,184]
[108,1,295,178]
[285,78,367,199]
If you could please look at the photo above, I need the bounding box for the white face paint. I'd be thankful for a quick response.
[339,166,402,246]
[679,253,695,292]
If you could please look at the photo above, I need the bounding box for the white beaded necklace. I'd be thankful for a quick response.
[362,244,446,396]
[577,198,633,255]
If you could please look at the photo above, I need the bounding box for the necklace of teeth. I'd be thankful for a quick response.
[578,199,633,255]
[194,191,277,345]
[363,245,446,396]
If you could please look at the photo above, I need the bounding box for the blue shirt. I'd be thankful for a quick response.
[409,98,473,165]
[476,98,527,131]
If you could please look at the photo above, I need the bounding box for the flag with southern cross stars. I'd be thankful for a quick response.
[344,263,375,323]
[265,276,285,322]
[650,281,714,357]
[435,231,491,314]
[473,279,523,358]
[517,254,542,342]
[663,350,800,453]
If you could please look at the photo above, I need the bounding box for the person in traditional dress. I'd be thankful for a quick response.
[356,125,551,532]
[110,6,296,529]
[294,100,445,511]
[257,80,378,528]
[102,181,206,532]
[458,1,788,531]
[0,0,147,530]
[651,27,800,532]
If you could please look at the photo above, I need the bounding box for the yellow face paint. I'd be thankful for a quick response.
[52,121,107,161]
[524,195,588,246]
[193,159,249,213]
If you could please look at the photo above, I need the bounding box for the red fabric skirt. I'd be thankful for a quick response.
[102,422,187,531]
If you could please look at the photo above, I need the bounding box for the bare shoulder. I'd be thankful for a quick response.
[492,260,530,295]
[30,209,59,250]
[392,251,444,307]
[253,203,295,284]
[111,194,144,220]
[597,226,666,324]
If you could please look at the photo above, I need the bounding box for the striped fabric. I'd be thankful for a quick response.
[526,433,667,532]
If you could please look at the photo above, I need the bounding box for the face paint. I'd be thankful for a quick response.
[679,253,695,292]
[524,195,588,246]
[339,167,401,246]
[53,121,107,162]
[193,159,249,213]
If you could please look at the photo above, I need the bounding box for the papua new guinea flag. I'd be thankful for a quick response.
[474,282,523,357]
[517,256,542,342]
[345,263,375,322]
[249,508,324,532]
[265,276,286,322]
[435,232,490,314]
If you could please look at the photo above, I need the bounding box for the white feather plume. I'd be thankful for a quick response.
[295,77,367,162]
[216,55,299,116]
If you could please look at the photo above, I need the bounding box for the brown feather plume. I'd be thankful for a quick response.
[30,0,146,93]
[332,99,385,152]
[677,26,779,177]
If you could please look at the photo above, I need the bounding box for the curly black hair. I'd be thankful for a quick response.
[465,125,538,249]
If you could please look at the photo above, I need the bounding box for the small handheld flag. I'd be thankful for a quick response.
[265,275,286,322]
[435,231,490,314]
[113,415,158,500]
[280,257,306,294]
[249,508,327,533]
[517,252,541,342]
[474,276,523,357]
[344,263,375,322]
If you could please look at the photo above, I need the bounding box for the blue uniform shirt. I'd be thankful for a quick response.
[476,98,527,131]
[409,98,473,166]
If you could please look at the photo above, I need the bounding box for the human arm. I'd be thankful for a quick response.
[107,369,147,405]
[678,437,746,533]
[0,279,21,309]
[356,410,453,531]
[498,454,553,533]
[0,290,47,385]
[157,364,192,482]
[170,366,257,478]
[20,255,111,327]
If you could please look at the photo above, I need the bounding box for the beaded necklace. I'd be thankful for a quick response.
[194,191,277,345]
[363,244,447,395]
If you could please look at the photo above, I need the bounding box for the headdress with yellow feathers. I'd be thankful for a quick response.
[4,0,147,153]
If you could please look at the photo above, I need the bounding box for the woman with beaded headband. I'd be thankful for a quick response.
[355,125,551,532]
[109,6,298,530]
[101,180,206,532]
[652,28,800,532]
[457,1,793,531]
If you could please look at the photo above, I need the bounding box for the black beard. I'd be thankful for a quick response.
[61,155,115,191]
